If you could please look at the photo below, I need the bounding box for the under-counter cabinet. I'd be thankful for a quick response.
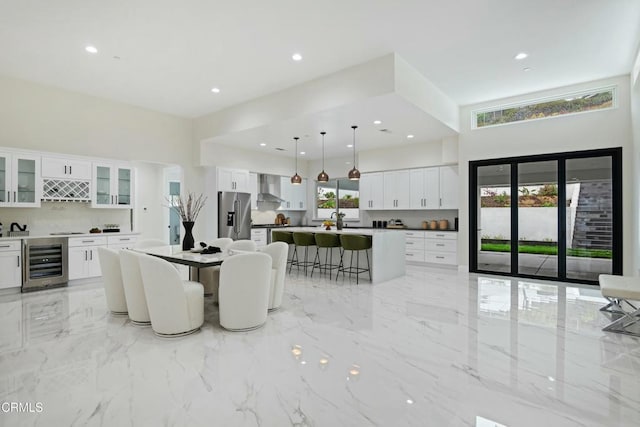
[217,168,250,192]
[92,163,134,208]
[0,240,22,289]
[403,231,457,265]
[359,173,384,210]
[0,152,41,207]
[68,236,106,280]
[250,229,267,247]
[106,235,138,250]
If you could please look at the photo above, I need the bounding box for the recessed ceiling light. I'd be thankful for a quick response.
[259,143,266,147]
[292,53,302,61]
[407,134,414,139]
[373,120,382,125]
[85,45,98,54]
[346,144,353,148]
[515,52,528,60]
[211,87,221,93]
[523,67,532,72]
[300,151,305,155]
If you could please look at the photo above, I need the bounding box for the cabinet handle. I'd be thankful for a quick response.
[82,240,95,243]
[119,238,130,241]
[85,250,88,261]
[17,255,20,267]
[6,191,9,202]
[439,198,442,207]
[436,243,445,247]
[436,234,444,237]
[406,253,414,256]
[69,165,72,174]
[115,195,118,205]
[90,250,93,260]
[0,244,10,248]
[64,165,68,174]
[436,256,445,259]
[13,191,16,202]
[111,195,114,204]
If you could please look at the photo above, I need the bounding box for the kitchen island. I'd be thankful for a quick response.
[281,227,405,283]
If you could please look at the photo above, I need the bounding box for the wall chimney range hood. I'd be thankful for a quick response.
[257,174,285,203]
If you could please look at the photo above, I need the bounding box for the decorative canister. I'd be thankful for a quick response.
[439,219,449,230]
[421,221,428,230]
[429,220,437,230]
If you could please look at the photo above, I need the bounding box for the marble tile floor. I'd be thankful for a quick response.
[0,265,639,426]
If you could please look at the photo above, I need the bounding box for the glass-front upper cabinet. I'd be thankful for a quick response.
[0,152,41,208]
[92,163,134,208]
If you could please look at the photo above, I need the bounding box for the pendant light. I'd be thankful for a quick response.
[317,131,329,183]
[291,137,302,185]
[348,125,361,180]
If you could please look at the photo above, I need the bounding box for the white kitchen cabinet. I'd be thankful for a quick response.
[68,236,106,280]
[92,163,134,209]
[279,177,307,211]
[359,172,384,210]
[0,240,22,289]
[106,235,138,250]
[439,166,458,209]
[42,157,92,180]
[0,152,41,208]
[250,229,267,247]
[383,170,410,210]
[409,168,440,209]
[249,172,258,209]
[403,230,457,266]
[217,168,250,192]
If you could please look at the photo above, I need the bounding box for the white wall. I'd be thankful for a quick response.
[359,138,457,172]
[458,75,634,273]
[0,75,201,240]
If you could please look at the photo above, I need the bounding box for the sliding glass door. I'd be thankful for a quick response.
[470,148,621,285]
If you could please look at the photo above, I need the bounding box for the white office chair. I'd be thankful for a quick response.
[96,247,128,315]
[134,239,167,249]
[196,238,234,297]
[203,239,256,300]
[218,252,272,331]
[119,250,151,325]
[261,242,288,311]
[137,253,204,337]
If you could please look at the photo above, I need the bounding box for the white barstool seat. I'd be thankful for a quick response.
[599,274,640,336]
[261,242,288,311]
[137,253,204,337]
[202,239,256,300]
[119,250,151,325]
[96,247,128,315]
[219,252,272,331]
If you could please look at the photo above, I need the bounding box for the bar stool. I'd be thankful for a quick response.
[337,234,372,284]
[311,233,342,279]
[272,231,295,269]
[291,232,320,275]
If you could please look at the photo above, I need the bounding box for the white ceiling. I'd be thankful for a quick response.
[205,93,457,159]
[1,0,639,120]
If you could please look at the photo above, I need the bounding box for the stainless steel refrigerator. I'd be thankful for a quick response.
[218,191,252,240]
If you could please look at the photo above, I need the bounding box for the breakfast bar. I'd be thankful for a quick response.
[282,227,406,283]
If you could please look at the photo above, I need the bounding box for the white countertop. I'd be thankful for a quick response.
[282,226,456,235]
[0,231,139,241]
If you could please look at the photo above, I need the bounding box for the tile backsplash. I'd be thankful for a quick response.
[0,202,131,236]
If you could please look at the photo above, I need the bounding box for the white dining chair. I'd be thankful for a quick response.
[261,242,288,311]
[202,239,256,300]
[119,250,151,325]
[197,238,234,297]
[137,252,204,337]
[96,247,128,315]
[218,252,272,331]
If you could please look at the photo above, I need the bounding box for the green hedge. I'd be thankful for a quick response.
[481,243,612,259]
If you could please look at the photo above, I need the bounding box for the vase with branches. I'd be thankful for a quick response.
[167,192,207,250]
